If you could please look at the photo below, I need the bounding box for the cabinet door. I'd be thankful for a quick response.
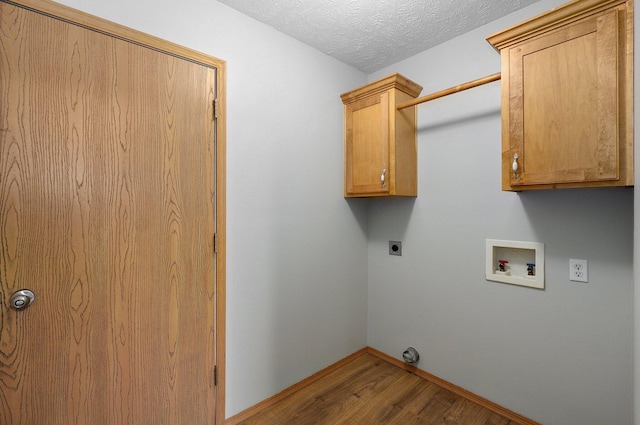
[507,10,620,187]
[345,92,390,195]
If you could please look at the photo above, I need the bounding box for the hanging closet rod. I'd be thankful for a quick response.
[396,72,501,110]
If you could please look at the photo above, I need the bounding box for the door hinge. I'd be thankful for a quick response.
[214,233,217,253]
[213,98,219,120]
[214,365,218,386]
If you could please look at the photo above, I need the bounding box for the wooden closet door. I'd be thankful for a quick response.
[0,2,216,424]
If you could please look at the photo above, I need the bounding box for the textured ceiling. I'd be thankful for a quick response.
[218,0,542,73]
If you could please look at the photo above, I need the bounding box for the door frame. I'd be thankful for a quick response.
[2,0,227,422]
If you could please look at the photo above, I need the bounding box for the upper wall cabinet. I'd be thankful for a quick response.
[487,0,633,191]
[340,74,422,197]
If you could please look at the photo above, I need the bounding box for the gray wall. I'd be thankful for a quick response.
[368,1,634,424]
[49,0,636,423]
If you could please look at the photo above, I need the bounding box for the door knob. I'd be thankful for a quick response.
[10,290,35,310]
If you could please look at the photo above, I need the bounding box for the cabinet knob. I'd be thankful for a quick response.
[381,169,387,186]
[512,154,519,179]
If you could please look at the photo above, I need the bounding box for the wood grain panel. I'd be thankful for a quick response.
[489,0,633,190]
[393,90,418,196]
[345,93,389,195]
[513,12,619,185]
[341,73,420,197]
[0,2,218,423]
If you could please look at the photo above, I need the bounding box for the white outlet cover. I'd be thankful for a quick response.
[569,259,588,282]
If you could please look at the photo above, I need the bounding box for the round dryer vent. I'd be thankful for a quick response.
[402,347,420,364]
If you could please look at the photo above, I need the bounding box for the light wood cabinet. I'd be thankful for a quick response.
[487,0,633,190]
[340,74,422,197]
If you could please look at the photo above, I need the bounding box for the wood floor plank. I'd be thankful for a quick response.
[234,353,532,425]
[336,371,422,424]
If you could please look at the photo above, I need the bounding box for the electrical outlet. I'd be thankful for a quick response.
[389,241,402,256]
[569,259,588,282]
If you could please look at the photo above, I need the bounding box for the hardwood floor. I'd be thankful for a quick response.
[233,353,522,425]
